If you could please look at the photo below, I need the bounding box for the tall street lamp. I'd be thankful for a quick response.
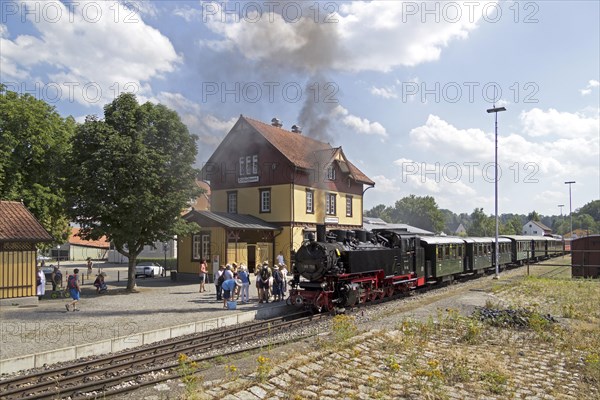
[565,181,575,238]
[487,105,506,279]
[558,204,564,216]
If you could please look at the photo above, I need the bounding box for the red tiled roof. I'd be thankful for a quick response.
[69,227,109,249]
[0,201,53,243]
[243,117,374,185]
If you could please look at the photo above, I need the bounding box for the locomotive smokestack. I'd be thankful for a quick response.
[316,224,326,242]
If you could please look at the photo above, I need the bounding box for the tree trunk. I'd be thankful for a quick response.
[127,253,137,291]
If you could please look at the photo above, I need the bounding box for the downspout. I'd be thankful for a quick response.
[290,166,296,257]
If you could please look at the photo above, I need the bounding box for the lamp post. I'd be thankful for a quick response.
[565,181,575,237]
[57,245,61,268]
[558,204,564,216]
[163,242,168,277]
[487,104,506,279]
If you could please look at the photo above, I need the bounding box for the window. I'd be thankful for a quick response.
[227,191,237,214]
[239,154,259,176]
[326,193,336,215]
[346,196,353,217]
[306,190,314,214]
[239,157,245,176]
[327,165,336,180]
[260,188,271,213]
[192,232,211,261]
[252,155,258,174]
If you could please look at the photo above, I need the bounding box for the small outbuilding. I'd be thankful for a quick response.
[0,201,53,299]
[571,235,600,278]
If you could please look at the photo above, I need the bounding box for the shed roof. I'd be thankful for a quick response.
[0,201,53,243]
[69,227,110,249]
[183,210,281,231]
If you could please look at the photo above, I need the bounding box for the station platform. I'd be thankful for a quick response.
[0,262,290,375]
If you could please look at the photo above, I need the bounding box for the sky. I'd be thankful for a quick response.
[1,0,599,217]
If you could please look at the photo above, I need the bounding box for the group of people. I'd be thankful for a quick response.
[35,259,107,312]
[200,252,290,306]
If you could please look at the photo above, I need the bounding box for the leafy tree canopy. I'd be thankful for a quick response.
[0,85,74,245]
[66,93,200,290]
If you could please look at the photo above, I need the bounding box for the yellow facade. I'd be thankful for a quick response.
[209,183,364,264]
[0,249,36,299]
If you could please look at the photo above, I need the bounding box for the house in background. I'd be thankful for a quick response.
[53,227,110,261]
[522,220,552,236]
[0,201,53,300]
[178,115,374,277]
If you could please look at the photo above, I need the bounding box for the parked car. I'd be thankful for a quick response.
[135,262,164,278]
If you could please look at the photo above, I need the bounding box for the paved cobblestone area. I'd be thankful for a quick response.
[194,326,591,400]
[0,263,273,361]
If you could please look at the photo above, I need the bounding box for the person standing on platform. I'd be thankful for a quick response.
[36,265,46,300]
[214,265,225,301]
[277,251,285,267]
[258,261,272,303]
[280,264,289,296]
[238,264,251,303]
[199,259,208,293]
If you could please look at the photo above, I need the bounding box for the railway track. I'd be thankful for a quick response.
[0,311,326,400]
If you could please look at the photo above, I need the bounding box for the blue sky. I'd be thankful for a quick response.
[2,1,598,216]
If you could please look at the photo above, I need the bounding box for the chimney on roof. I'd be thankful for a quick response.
[291,124,302,134]
[271,117,282,128]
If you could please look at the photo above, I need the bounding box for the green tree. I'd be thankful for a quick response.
[66,94,200,291]
[389,195,445,233]
[576,200,600,221]
[502,215,523,235]
[527,211,541,222]
[467,208,495,236]
[0,85,74,244]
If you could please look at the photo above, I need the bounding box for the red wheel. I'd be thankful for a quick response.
[385,286,394,297]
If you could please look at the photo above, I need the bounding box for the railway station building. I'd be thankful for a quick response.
[177,116,374,276]
[0,201,53,300]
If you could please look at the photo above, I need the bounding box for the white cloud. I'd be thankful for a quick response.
[520,108,599,139]
[0,1,180,106]
[200,1,485,73]
[371,86,398,99]
[334,105,388,138]
[155,92,237,160]
[173,6,203,22]
[580,79,600,95]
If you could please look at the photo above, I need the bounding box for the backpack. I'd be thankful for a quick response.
[67,274,77,289]
[273,270,282,283]
[260,266,270,281]
[217,272,225,286]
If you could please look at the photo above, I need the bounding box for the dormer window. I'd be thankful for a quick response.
[327,165,336,180]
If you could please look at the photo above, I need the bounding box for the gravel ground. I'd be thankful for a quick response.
[0,262,278,361]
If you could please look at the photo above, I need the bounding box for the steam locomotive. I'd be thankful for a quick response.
[288,225,564,312]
